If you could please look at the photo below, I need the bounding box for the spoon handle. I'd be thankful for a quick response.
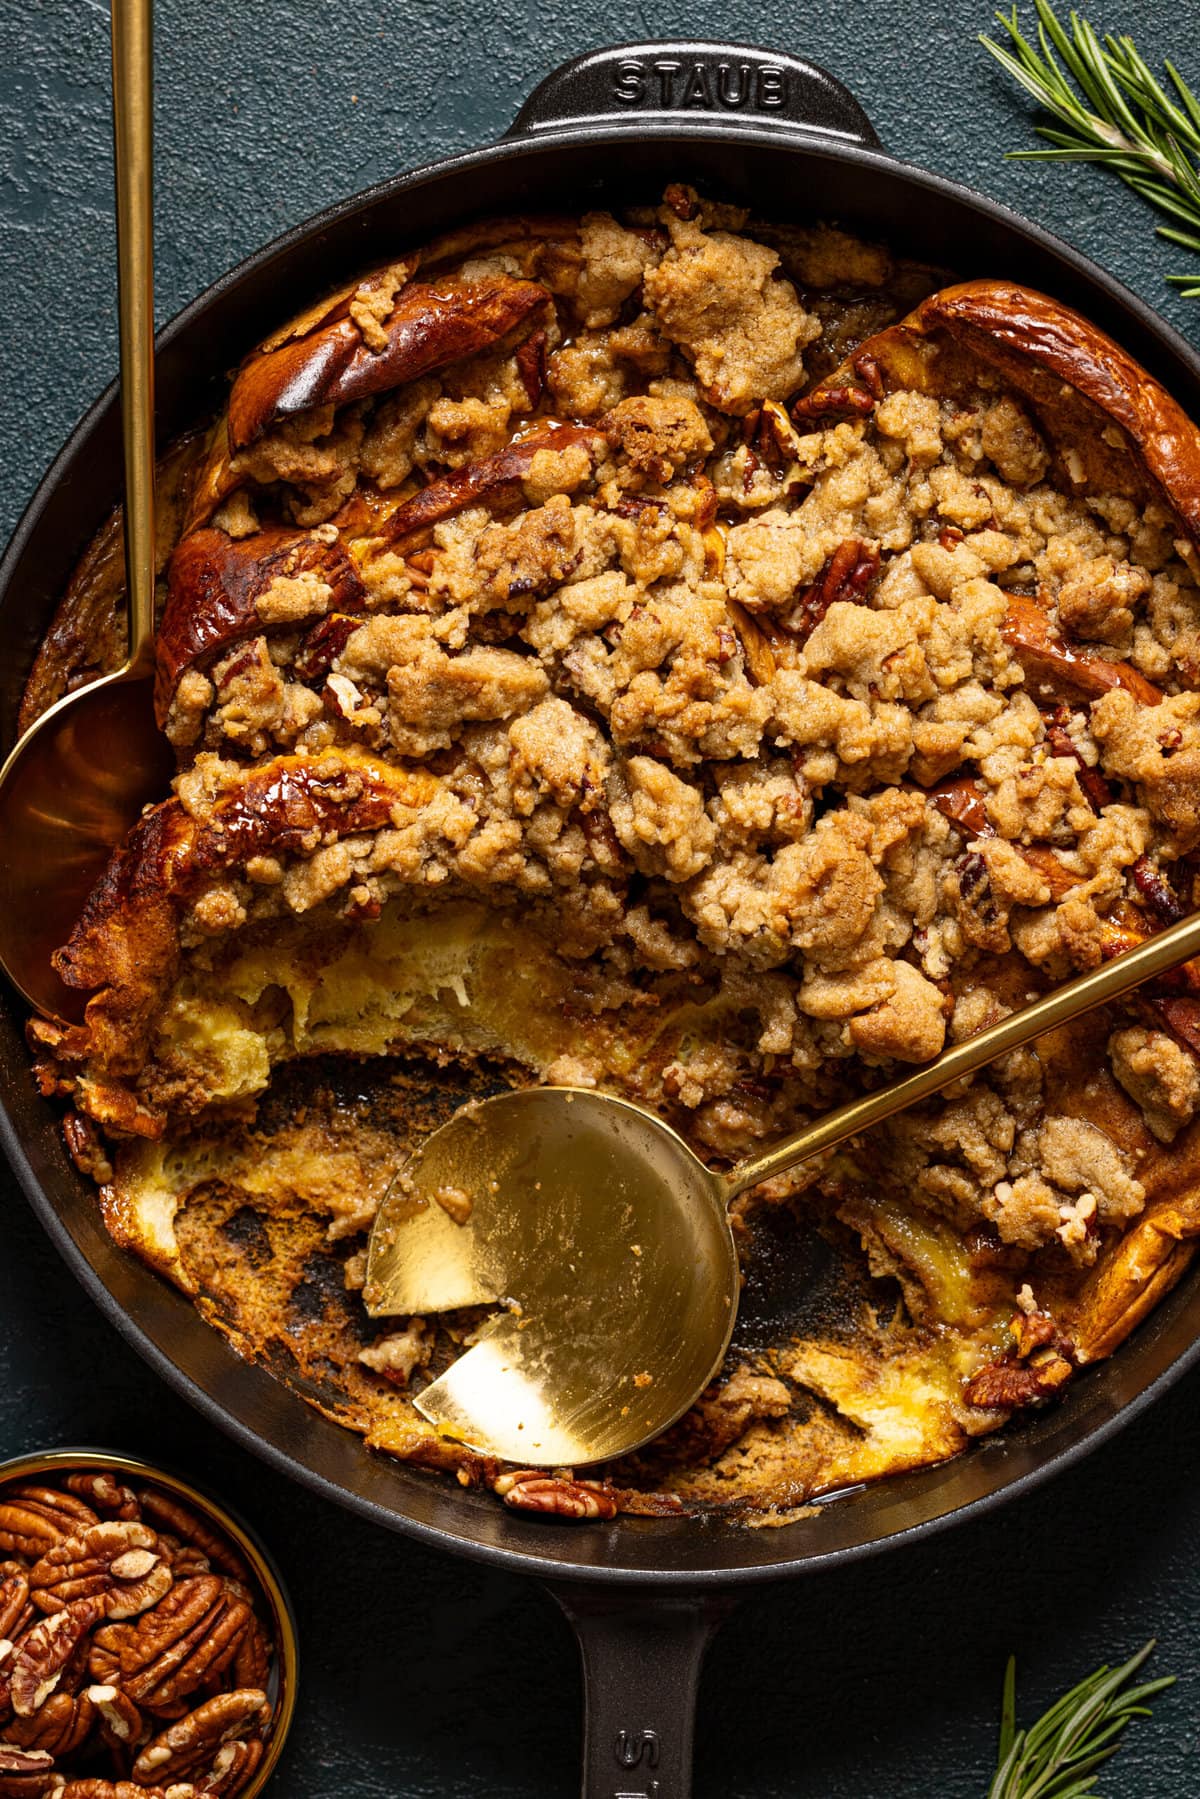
[111,0,157,669]
[725,908,1200,1200]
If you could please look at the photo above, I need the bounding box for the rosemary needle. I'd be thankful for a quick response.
[986,1638,1174,1797]
[980,0,1200,296]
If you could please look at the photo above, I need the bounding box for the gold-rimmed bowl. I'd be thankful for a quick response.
[0,1447,299,1797]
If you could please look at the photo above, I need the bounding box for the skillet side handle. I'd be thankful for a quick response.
[506,43,881,148]
[550,1583,734,1799]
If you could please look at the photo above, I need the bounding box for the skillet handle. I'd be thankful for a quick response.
[507,42,881,148]
[550,1583,734,1799]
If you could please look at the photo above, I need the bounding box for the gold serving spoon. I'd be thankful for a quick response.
[367,906,1200,1467]
[0,0,171,1022]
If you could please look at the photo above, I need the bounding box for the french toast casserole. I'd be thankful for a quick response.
[22,187,1200,1523]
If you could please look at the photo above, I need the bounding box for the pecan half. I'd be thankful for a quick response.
[61,1478,139,1526]
[28,1524,171,1622]
[0,1492,92,1562]
[790,380,875,422]
[10,1601,102,1718]
[195,1739,263,1797]
[3,1688,95,1756]
[5,1494,97,1536]
[131,1690,268,1787]
[154,1539,210,1583]
[228,1618,270,1696]
[495,1473,618,1520]
[86,1684,144,1753]
[0,1574,31,1644]
[133,1501,250,1592]
[90,1578,248,1716]
[0,1746,54,1799]
[56,1784,189,1799]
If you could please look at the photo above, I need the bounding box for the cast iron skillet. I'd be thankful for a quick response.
[4,40,1200,1796]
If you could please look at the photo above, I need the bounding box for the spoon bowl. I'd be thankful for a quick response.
[0,668,171,1018]
[365,1088,738,1466]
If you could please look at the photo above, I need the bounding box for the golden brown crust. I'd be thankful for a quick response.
[155,526,366,724]
[921,282,1200,548]
[227,275,552,453]
[801,279,1200,550]
[379,422,607,547]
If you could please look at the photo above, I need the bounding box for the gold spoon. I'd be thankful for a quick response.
[0,0,171,1022]
[367,905,1200,1468]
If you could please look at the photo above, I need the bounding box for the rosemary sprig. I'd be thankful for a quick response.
[987,1638,1174,1797]
[980,0,1200,296]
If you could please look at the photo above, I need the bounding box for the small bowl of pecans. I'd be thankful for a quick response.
[0,1449,298,1799]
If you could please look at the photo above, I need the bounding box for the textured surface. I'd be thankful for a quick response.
[3,0,1200,1793]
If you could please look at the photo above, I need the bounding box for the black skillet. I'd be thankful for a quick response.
[4,41,1200,1797]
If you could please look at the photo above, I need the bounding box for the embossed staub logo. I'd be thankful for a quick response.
[613,1727,661,1798]
[612,58,787,112]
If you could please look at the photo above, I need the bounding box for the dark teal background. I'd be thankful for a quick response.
[3,2,1200,1792]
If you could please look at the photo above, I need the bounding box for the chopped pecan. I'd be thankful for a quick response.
[1043,706,1114,814]
[380,423,606,548]
[291,613,360,684]
[131,1690,267,1787]
[1001,594,1162,706]
[195,1738,263,1797]
[791,539,880,643]
[726,601,777,686]
[495,1473,618,1520]
[28,1524,171,1621]
[133,1501,249,1592]
[929,776,993,838]
[964,1309,1076,1410]
[61,1479,139,1526]
[3,1688,95,1756]
[515,328,548,410]
[61,1114,114,1185]
[790,380,876,422]
[1151,996,1200,1060]
[1132,854,1189,925]
[10,1600,102,1718]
